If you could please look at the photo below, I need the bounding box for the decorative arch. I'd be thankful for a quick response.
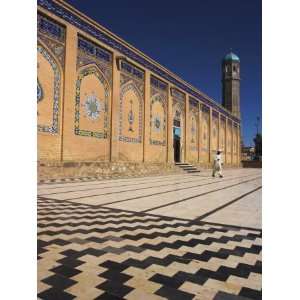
[211,115,219,152]
[173,102,185,129]
[74,64,110,139]
[190,111,198,144]
[150,93,166,146]
[220,118,226,152]
[201,112,209,152]
[173,102,183,117]
[119,80,143,143]
[77,63,111,91]
[37,43,62,134]
[227,125,232,153]
[233,126,238,154]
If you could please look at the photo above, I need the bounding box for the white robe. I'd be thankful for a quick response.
[213,154,223,175]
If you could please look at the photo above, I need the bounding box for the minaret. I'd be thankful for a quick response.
[222,51,241,119]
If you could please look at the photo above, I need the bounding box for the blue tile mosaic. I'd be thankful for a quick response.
[150,85,167,146]
[212,110,219,118]
[37,78,44,103]
[201,104,210,113]
[189,97,198,108]
[37,45,61,134]
[74,66,109,139]
[171,88,185,102]
[78,36,112,63]
[37,0,240,124]
[150,76,168,92]
[190,113,198,145]
[120,60,144,80]
[201,113,209,152]
[38,13,65,42]
[38,12,66,68]
[119,76,143,144]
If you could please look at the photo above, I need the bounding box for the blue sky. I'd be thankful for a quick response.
[65,0,261,146]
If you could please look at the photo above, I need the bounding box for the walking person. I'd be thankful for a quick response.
[212,149,223,178]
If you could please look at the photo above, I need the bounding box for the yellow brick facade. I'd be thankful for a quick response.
[37,1,241,172]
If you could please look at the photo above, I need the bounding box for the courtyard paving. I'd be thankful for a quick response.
[38,168,262,300]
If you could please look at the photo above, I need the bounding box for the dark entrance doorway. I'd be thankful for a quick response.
[173,126,181,162]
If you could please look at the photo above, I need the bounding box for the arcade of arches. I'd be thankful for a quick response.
[37,1,241,179]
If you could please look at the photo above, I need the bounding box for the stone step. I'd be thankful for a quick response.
[182,166,197,169]
[175,162,201,173]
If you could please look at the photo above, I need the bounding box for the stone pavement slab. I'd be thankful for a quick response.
[203,189,262,229]
[38,168,262,300]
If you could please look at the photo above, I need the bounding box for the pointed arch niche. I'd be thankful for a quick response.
[150,93,167,146]
[37,41,64,161]
[117,62,145,162]
[37,13,66,161]
[200,104,210,163]
[188,97,199,161]
[37,44,62,134]
[74,65,110,139]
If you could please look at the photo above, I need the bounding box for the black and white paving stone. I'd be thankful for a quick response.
[38,168,262,300]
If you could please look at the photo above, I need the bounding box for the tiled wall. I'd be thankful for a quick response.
[37,5,240,166]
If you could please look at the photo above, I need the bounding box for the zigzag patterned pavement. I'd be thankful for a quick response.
[38,169,262,300]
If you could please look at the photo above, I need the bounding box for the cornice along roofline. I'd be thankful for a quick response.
[38,0,240,123]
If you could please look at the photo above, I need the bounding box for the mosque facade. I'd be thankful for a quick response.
[37,0,241,179]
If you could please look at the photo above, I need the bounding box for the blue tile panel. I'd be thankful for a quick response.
[150,76,168,92]
[212,110,219,118]
[119,80,143,144]
[201,104,210,113]
[74,66,109,139]
[37,45,61,134]
[37,0,240,124]
[37,12,65,42]
[78,36,112,63]
[119,62,144,144]
[150,80,167,146]
[171,88,185,102]
[189,97,198,108]
[120,60,144,80]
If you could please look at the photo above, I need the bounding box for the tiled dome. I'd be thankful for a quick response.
[224,52,240,62]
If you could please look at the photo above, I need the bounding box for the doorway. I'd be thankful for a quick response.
[173,126,181,162]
